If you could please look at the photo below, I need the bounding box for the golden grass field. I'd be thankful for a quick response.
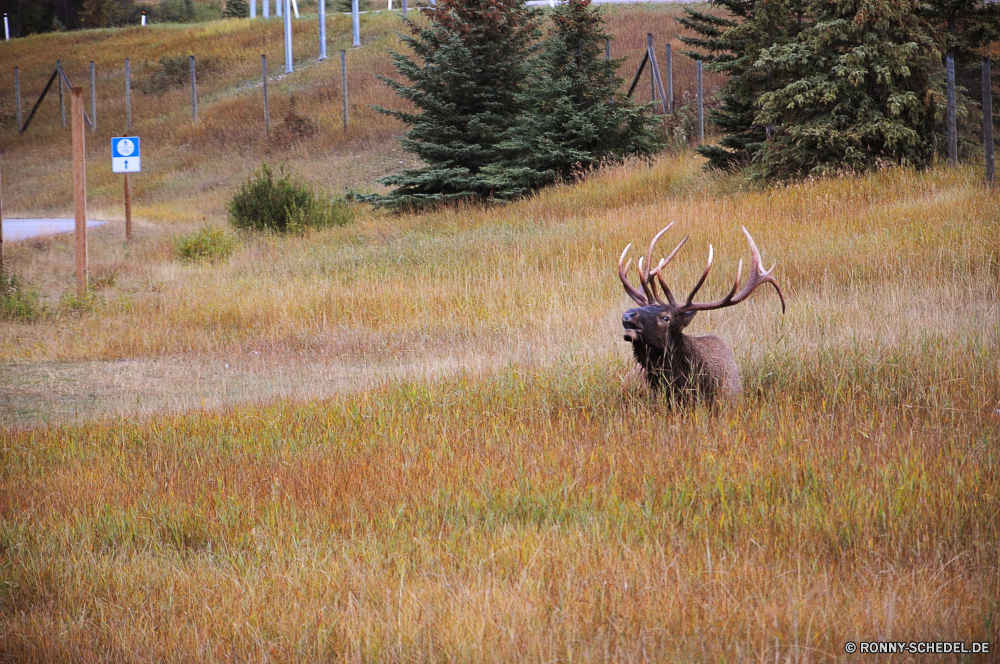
[2,5,1000,663]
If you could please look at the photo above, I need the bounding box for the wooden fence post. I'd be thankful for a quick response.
[125,58,132,129]
[341,49,349,129]
[985,57,994,186]
[71,87,88,296]
[14,67,21,131]
[89,61,96,131]
[946,53,957,166]
[190,55,198,123]
[262,54,270,138]
[124,172,132,241]
[697,60,704,143]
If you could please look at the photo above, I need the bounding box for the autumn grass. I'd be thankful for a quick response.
[2,153,999,660]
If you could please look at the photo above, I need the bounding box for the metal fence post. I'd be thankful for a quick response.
[341,49,348,129]
[262,54,270,138]
[604,38,610,61]
[666,44,673,112]
[352,0,360,48]
[89,61,96,131]
[697,60,704,143]
[58,60,66,127]
[125,58,132,129]
[402,0,407,18]
[647,34,655,103]
[284,0,293,73]
[946,54,957,166]
[985,57,994,186]
[14,67,21,130]
[190,55,198,123]
[318,0,327,60]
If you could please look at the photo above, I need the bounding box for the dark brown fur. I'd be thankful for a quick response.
[617,225,785,403]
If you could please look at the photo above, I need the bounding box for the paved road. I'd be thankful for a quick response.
[2,219,106,242]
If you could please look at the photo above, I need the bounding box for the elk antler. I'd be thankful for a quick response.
[675,226,786,314]
[618,223,689,306]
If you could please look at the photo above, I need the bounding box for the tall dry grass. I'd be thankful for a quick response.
[1,152,999,660]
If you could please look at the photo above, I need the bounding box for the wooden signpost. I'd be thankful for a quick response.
[112,137,141,241]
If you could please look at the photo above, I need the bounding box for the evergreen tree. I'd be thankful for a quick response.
[678,0,809,170]
[919,0,1000,122]
[485,0,662,195]
[752,0,945,179]
[366,0,540,209]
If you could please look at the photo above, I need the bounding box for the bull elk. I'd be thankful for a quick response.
[618,224,785,402]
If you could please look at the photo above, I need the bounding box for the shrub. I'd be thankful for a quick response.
[176,226,235,262]
[0,271,41,322]
[223,0,249,17]
[227,164,353,233]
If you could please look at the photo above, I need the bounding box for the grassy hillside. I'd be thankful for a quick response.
[0,4,718,222]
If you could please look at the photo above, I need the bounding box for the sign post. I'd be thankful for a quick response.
[112,137,141,241]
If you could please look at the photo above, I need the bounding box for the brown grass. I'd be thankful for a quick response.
[1,6,999,663]
[2,154,999,660]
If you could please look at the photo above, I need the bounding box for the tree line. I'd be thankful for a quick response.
[369,0,998,208]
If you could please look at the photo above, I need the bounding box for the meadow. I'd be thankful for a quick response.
[2,5,1000,663]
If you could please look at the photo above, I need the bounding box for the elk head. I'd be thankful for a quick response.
[618,224,786,398]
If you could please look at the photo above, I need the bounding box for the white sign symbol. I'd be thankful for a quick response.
[112,136,141,173]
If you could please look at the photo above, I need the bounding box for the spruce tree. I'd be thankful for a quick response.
[752,0,944,179]
[678,0,809,170]
[486,0,662,195]
[919,0,1000,128]
[366,0,540,209]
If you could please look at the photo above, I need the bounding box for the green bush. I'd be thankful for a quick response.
[0,270,41,322]
[227,164,353,234]
[176,226,236,262]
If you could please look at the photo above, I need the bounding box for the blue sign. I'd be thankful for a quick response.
[112,137,141,173]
